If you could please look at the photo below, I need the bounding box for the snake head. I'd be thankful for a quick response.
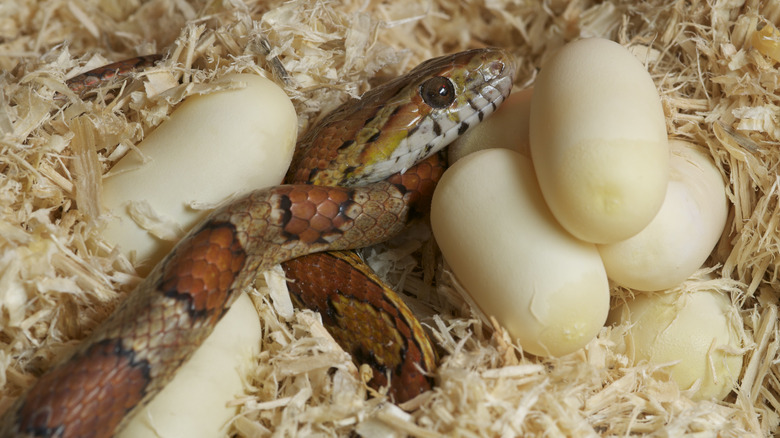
[288,48,516,187]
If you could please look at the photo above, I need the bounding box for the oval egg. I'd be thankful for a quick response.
[101,73,296,436]
[431,148,610,357]
[101,73,298,273]
[598,139,728,291]
[117,293,261,438]
[611,288,743,401]
[529,38,669,244]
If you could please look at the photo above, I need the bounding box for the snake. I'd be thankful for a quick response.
[0,47,514,437]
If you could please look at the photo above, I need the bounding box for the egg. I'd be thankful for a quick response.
[117,293,261,438]
[101,73,296,436]
[598,140,728,291]
[448,87,533,164]
[611,288,743,401]
[101,73,298,274]
[431,148,609,357]
[529,38,669,244]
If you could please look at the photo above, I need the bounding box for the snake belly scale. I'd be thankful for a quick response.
[0,48,514,437]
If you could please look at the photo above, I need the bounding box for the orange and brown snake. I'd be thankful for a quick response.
[0,48,514,437]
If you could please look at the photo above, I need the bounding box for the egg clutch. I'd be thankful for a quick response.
[432,38,740,402]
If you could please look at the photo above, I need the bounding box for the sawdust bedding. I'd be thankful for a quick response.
[1,0,780,436]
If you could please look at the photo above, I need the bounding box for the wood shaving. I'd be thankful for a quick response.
[2,0,780,436]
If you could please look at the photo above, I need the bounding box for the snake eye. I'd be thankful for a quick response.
[419,76,455,109]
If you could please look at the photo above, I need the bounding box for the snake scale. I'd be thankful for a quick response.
[0,48,514,437]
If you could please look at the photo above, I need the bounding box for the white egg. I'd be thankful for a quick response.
[598,140,728,291]
[611,288,743,401]
[101,73,298,274]
[529,38,669,244]
[102,73,296,436]
[448,87,533,164]
[117,293,261,438]
[431,148,609,357]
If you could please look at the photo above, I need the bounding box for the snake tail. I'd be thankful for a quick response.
[65,54,163,97]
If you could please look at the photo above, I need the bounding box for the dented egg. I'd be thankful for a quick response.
[431,149,609,357]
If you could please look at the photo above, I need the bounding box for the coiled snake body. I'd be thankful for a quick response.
[0,48,514,437]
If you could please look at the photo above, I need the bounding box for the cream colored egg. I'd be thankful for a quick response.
[598,140,727,291]
[102,73,297,274]
[118,293,261,438]
[102,73,295,436]
[448,87,533,164]
[612,289,743,401]
[529,38,669,244]
[431,148,609,357]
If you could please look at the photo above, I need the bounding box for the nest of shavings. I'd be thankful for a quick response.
[2,0,780,436]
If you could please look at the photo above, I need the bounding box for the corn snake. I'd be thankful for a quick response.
[0,48,514,437]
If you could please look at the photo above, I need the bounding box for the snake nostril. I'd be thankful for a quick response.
[489,60,505,77]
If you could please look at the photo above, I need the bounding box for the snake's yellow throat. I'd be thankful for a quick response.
[287,48,516,187]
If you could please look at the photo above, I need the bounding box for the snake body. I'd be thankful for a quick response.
[283,152,446,401]
[0,48,514,437]
[62,55,163,98]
